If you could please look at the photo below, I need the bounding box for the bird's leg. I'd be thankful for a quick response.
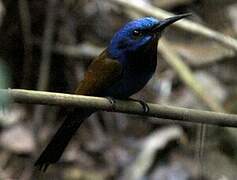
[35,163,49,172]
[128,98,150,113]
[106,97,116,111]
[42,164,49,172]
[106,97,149,113]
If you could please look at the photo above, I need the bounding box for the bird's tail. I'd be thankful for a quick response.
[34,108,94,171]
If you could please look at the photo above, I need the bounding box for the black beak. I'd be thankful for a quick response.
[152,13,191,33]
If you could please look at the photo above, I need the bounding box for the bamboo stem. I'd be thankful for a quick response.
[1,89,237,127]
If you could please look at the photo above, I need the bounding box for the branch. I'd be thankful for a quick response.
[33,0,58,144]
[37,0,58,90]
[1,89,237,127]
[111,0,237,52]
[18,0,33,88]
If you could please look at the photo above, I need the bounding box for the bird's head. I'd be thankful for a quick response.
[108,14,190,59]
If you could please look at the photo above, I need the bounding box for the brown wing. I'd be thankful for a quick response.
[75,50,122,96]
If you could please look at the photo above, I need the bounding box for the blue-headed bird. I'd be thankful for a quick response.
[35,14,190,171]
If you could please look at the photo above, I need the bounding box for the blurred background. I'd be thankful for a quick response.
[0,0,237,179]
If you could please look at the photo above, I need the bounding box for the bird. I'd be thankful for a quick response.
[34,13,191,171]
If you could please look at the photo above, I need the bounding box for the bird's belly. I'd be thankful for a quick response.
[103,70,154,99]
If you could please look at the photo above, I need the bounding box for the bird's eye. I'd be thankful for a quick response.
[132,30,143,38]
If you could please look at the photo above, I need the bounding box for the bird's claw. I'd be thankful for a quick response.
[129,98,149,113]
[106,96,116,111]
[137,100,150,113]
[35,163,49,172]
[106,97,149,113]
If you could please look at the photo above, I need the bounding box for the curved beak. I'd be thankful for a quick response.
[152,13,191,33]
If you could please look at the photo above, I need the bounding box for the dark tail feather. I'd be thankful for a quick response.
[34,108,94,171]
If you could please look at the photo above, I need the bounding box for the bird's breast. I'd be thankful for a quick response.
[103,50,157,98]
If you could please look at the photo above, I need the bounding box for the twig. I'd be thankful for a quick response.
[33,0,58,126]
[32,0,58,157]
[159,39,224,112]
[195,123,206,178]
[37,0,57,90]
[1,89,237,127]
[0,0,5,27]
[18,0,33,88]
[111,0,237,52]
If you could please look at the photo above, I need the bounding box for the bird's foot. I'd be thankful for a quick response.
[129,98,150,113]
[35,163,50,172]
[106,96,116,111]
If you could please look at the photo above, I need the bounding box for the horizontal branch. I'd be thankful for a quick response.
[1,89,237,127]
